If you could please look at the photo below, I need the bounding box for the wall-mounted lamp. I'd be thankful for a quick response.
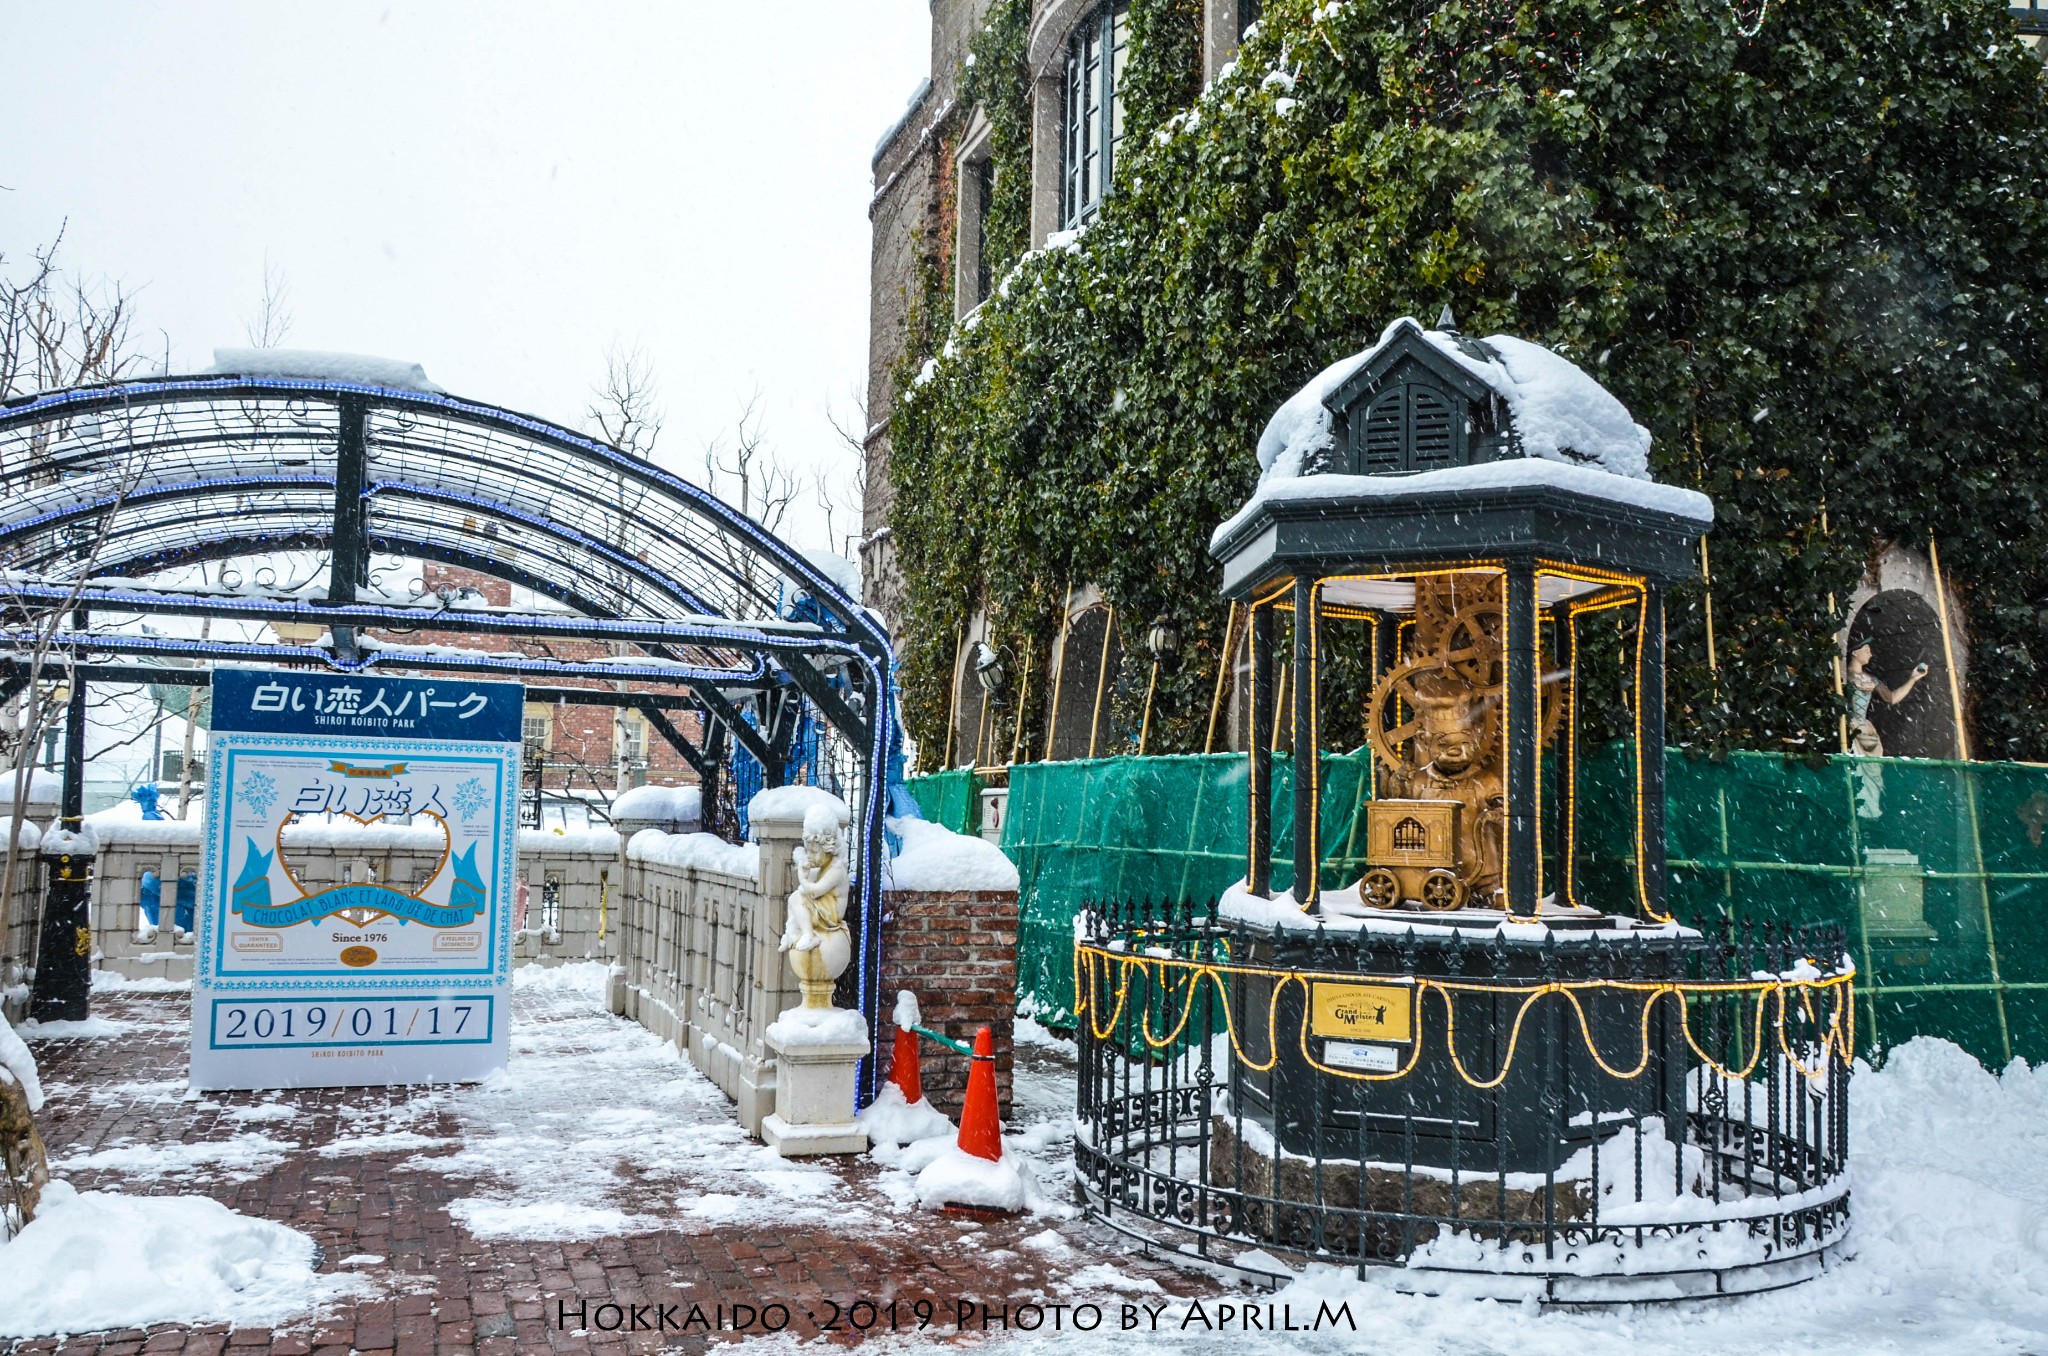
[973,641,1006,695]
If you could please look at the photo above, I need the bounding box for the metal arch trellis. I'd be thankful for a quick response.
[0,370,897,1099]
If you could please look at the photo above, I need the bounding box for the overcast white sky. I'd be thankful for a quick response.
[0,1,932,788]
[1,0,931,557]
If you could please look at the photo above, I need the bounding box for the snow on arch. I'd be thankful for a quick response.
[208,348,445,394]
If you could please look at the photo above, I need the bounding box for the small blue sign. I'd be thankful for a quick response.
[211,668,523,744]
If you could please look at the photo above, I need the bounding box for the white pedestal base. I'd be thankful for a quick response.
[763,1026,870,1158]
[762,1113,868,1156]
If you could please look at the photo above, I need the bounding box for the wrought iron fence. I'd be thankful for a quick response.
[1073,899,1854,1302]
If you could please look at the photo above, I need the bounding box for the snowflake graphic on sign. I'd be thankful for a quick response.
[239,770,278,817]
[451,777,490,822]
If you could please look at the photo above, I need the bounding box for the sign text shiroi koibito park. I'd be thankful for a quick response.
[189,668,523,1090]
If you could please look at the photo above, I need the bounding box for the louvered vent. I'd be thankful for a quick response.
[1409,387,1456,468]
[1361,390,1405,472]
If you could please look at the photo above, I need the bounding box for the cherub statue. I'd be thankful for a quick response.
[780,804,852,1008]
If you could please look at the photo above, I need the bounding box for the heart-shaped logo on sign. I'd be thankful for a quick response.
[274,811,453,926]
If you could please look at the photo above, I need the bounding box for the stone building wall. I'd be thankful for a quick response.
[863,0,990,651]
[863,0,1260,654]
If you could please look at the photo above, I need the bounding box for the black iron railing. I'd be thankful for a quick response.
[2015,2,2048,37]
[1073,899,1853,1302]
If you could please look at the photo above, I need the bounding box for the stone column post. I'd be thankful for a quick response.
[731,810,804,1136]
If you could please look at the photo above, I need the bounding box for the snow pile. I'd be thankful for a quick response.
[88,815,202,845]
[626,829,758,879]
[1214,876,1695,944]
[1258,345,1373,481]
[885,814,1019,893]
[1222,318,1714,551]
[747,785,849,833]
[858,1082,954,1149]
[0,767,60,807]
[51,1132,294,1183]
[90,970,190,995]
[38,822,98,856]
[798,548,861,601]
[914,1144,1031,1213]
[1015,1015,1078,1056]
[0,1183,353,1339]
[0,1010,42,1112]
[609,783,701,826]
[764,1004,868,1048]
[210,347,445,394]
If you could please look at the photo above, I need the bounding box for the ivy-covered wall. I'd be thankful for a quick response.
[888,0,2048,769]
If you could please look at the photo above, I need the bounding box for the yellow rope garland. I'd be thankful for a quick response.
[1073,942,1854,1089]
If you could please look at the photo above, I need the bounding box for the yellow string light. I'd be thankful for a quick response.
[1072,942,1854,1089]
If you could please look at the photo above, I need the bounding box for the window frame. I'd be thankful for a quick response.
[615,711,649,767]
[1060,1,1131,232]
[521,703,554,755]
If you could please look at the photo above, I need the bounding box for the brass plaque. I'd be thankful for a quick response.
[1311,982,1413,1044]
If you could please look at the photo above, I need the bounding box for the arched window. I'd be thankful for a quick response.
[1061,2,1130,231]
[1047,604,1124,760]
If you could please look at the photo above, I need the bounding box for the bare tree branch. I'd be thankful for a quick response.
[242,257,293,349]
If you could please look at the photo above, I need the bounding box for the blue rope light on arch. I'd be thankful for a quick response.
[0,371,899,1104]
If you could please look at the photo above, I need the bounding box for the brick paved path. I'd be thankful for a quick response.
[6,982,1212,1355]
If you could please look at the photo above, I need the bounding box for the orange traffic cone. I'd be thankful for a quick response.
[956,1026,1003,1162]
[890,1023,923,1104]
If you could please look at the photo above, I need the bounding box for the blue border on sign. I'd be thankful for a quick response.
[196,731,518,994]
[205,995,498,1051]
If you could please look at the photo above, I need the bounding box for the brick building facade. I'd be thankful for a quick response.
[402,563,706,807]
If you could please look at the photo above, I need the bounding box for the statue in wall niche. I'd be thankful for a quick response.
[1847,641,1930,758]
[779,805,851,1009]
[1845,638,1931,821]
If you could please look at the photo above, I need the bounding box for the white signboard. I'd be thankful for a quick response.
[190,667,523,1089]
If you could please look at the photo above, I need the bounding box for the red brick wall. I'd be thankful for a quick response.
[878,889,1019,1122]
[393,564,705,796]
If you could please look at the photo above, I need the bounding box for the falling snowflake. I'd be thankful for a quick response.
[451,777,490,822]
[239,770,279,817]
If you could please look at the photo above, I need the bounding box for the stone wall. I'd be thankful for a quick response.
[0,832,44,1026]
[877,889,1019,1120]
[89,823,629,985]
[615,817,800,1137]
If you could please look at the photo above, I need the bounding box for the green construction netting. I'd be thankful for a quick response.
[909,747,2048,1068]
[906,768,979,835]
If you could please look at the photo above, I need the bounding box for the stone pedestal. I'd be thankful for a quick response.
[761,1028,870,1157]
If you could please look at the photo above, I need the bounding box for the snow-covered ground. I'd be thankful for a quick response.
[13,962,2048,1351]
[833,1035,2048,1356]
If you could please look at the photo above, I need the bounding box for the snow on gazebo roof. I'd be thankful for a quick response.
[1259,316,1653,480]
[1213,317,1712,556]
